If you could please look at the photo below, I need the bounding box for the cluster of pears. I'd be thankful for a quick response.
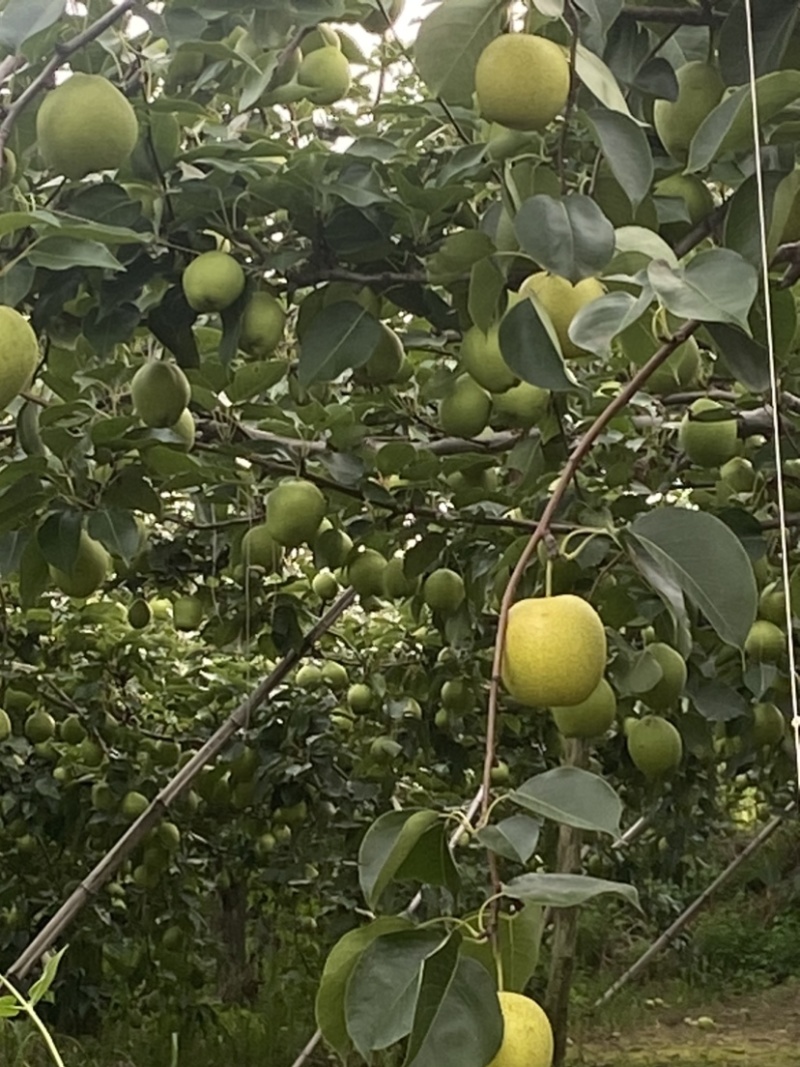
[622,641,687,778]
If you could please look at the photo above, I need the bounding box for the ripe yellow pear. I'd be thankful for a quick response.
[518,272,605,358]
[653,61,724,162]
[0,306,38,410]
[347,548,388,597]
[678,398,738,468]
[265,479,326,547]
[627,715,682,777]
[354,324,404,384]
[37,74,139,179]
[639,643,687,710]
[423,568,465,615]
[487,991,553,1067]
[182,251,245,313]
[460,323,517,393]
[240,523,283,573]
[752,702,785,746]
[502,595,606,708]
[239,291,286,357]
[50,530,111,597]
[551,677,617,738]
[131,361,191,428]
[475,34,570,132]
[491,381,550,428]
[298,46,351,105]
[439,375,491,437]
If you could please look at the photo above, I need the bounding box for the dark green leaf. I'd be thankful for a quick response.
[403,933,461,1066]
[462,903,544,993]
[499,300,577,392]
[316,917,413,1058]
[415,0,506,107]
[468,257,505,333]
[405,957,503,1067]
[514,194,615,282]
[358,808,441,910]
[427,230,495,286]
[147,287,200,369]
[87,510,141,563]
[718,0,799,86]
[583,109,653,208]
[476,814,541,863]
[504,872,640,910]
[511,767,622,837]
[36,510,82,572]
[19,535,49,608]
[298,303,382,387]
[0,0,65,50]
[689,680,749,723]
[626,507,758,649]
[705,323,770,393]
[83,304,140,356]
[394,823,460,901]
[27,238,123,272]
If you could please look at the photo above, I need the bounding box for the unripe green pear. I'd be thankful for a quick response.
[301,24,341,53]
[678,398,738,468]
[645,337,702,395]
[744,619,785,662]
[265,480,327,548]
[312,570,339,600]
[182,251,245,312]
[719,456,755,493]
[639,643,687,710]
[654,173,714,244]
[653,61,724,162]
[322,660,348,691]
[0,306,38,411]
[439,375,491,437]
[240,524,283,574]
[169,408,195,451]
[347,548,387,597]
[423,568,465,615]
[37,74,139,179]
[758,581,786,625]
[347,683,373,715]
[384,555,417,598]
[354,324,404,384]
[298,46,351,105]
[460,323,517,393]
[752,702,785,746]
[131,361,191,428]
[296,664,322,689]
[627,715,683,777]
[239,291,286,357]
[173,595,203,631]
[551,678,617,738]
[0,708,11,741]
[50,530,111,597]
[314,524,353,569]
[491,380,549,428]
[25,709,56,744]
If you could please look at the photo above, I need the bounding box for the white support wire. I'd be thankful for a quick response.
[743,0,800,796]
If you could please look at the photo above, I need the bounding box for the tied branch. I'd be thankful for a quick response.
[0,0,138,170]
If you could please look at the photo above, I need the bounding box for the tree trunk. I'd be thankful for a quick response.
[215,878,257,1003]
[545,738,589,1067]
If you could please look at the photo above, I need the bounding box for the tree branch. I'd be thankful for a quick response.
[0,0,138,170]
[623,4,724,24]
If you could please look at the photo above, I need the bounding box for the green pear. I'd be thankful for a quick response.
[460,323,517,393]
[265,480,326,547]
[0,306,39,411]
[298,46,351,105]
[653,61,724,162]
[239,291,286,357]
[131,361,191,428]
[423,569,465,614]
[50,530,111,597]
[678,398,738,468]
[182,251,245,313]
[240,523,283,573]
[347,548,387,597]
[627,715,683,777]
[439,375,491,437]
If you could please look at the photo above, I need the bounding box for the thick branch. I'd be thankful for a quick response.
[0,0,138,169]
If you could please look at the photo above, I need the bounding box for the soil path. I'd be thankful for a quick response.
[570,979,800,1065]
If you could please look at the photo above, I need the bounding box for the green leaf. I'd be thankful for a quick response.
[514,194,615,282]
[36,510,82,572]
[19,534,49,608]
[688,71,800,172]
[462,903,544,993]
[0,0,65,50]
[468,257,505,333]
[498,300,577,392]
[298,302,383,387]
[358,808,441,910]
[568,291,647,359]
[626,507,758,649]
[316,917,412,1058]
[403,933,461,1065]
[344,929,443,1056]
[27,946,68,1006]
[582,109,653,209]
[394,823,461,900]
[647,250,758,331]
[148,287,200,370]
[690,680,749,723]
[26,238,124,272]
[510,767,623,837]
[476,814,541,863]
[705,323,770,393]
[0,995,22,1017]
[575,43,635,118]
[504,872,641,910]
[723,171,782,266]
[87,509,141,563]
[719,0,800,88]
[427,230,495,286]
[414,0,506,107]
[227,360,287,403]
[404,957,503,1067]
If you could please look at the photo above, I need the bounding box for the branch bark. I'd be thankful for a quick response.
[7,586,357,983]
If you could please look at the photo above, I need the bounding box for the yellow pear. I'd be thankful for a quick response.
[475,34,570,132]
[298,46,351,105]
[37,74,138,179]
[182,251,245,313]
[131,361,191,428]
[627,715,682,777]
[265,479,326,547]
[518,272,605,358]
[50,530,111,598]
[239,291,286,357]
[502,595,606,708]
[551,678,617,738]
[653,61,724,162]
[460,323,517,392]
[678,398,738,468]
[0,306,38,410]
[439,375,491,437]
[487,991,553,1067]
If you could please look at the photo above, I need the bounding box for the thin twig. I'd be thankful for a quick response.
[0,0,138,168]
[557,1,581,196]
[623,4,723,24]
